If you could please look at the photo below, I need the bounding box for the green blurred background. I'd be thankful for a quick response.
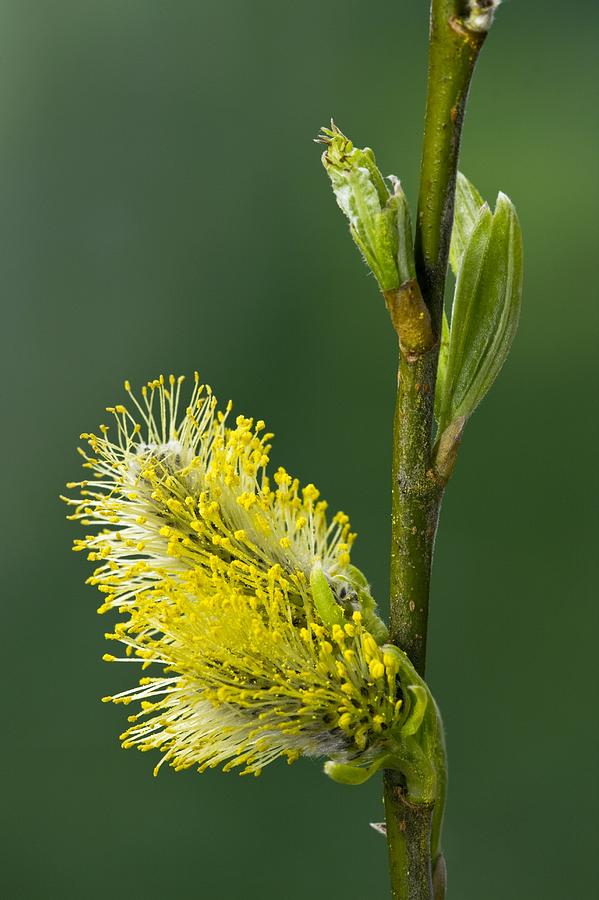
[2,1,597,897]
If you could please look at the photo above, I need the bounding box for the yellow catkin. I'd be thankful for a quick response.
[64,375,398,777]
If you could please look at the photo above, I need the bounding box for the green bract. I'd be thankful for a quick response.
[324,643,445,811]
[309,563,389,642]
[436,176,523,438]
[310,563,345,628]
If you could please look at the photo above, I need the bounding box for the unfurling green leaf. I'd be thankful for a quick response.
[318,122,414,293]
[318,123,434,353]
[449,172,485,276]
[436,189,523,437]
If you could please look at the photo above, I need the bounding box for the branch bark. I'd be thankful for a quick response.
[384,2,489,897]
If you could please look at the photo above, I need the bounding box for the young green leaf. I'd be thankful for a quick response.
[318,123,415,294]
[434,309,451,422]
[449,172,485,276]
[436,191,523,435]
[390,177,416,285]
[436,171,484,420]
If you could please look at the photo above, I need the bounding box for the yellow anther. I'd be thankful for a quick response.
[369,659,385,680]
[362,633,379,660]
[302,484,320,503]
[383,652,400,675]
[331,624,345,644]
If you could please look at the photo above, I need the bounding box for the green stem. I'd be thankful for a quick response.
[415,2,487,332]
[385,2,489,898]
[384,771,436,900]
[388,351,442,676]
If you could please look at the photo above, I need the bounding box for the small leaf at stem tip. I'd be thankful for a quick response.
[318,122,415,295]
[436,189,523,436]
